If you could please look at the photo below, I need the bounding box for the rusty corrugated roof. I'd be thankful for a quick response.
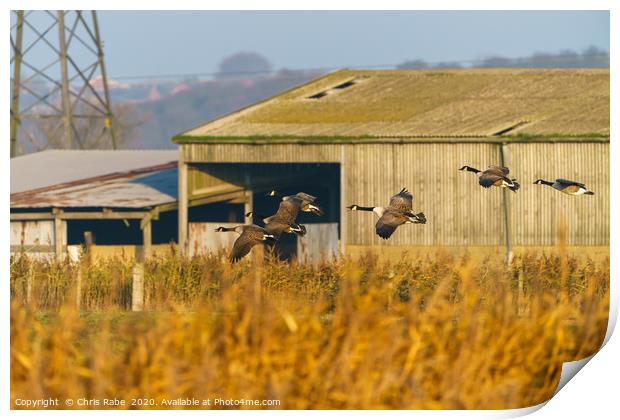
[11,149,178,194]
[10,150,179,209]
[174,68,609,142]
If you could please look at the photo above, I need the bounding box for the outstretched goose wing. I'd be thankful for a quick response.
[230,231,259,262]
[295,192,317,202]
[271,198,301,224]
[487,165,510,175]
[556,178,586,188]
[375,211,405,240]
[388,188,413,212]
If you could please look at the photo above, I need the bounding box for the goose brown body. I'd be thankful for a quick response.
[460,165,521,192]
[268,191,325,216]
[347,188,426,240]
[533,178,594,195]
[214,224,275,263]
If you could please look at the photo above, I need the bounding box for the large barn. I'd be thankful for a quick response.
[173,68,609,259]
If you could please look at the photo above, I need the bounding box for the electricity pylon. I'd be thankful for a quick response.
[10,10,117,157]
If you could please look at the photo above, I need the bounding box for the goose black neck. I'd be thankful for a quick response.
[217,227,235,232]
[355,206,375,212]
[538,180,554,186]
[461,166,480,174]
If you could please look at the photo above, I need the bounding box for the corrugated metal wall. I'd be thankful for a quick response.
[182,141,609,246]
[508,142,609,245]
[343,143,505,246]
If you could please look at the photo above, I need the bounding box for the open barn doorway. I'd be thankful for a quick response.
[188,162,341,262]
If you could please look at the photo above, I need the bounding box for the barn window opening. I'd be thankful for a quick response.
[493,121,530,136]
[333,80,356,90]
[306,79,358,99]
[307,91,328,99]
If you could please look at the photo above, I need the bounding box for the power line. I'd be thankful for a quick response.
[107,53,609,82]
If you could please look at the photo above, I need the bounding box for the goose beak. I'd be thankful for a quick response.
[308,204,324,216]
[245,211,253,217]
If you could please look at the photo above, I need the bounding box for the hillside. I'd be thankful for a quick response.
[124,71,323,149]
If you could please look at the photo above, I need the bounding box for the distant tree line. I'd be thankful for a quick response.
[14,46,610,153]
[397,46,609,69]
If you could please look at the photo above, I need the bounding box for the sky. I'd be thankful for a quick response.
[12,10,610,80]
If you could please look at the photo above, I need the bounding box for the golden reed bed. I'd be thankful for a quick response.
[10,249,609,409]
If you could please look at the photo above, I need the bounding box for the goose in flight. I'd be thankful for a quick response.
[214,224,275,262]
[460,165,521,192]
[347,188,426,240]
[248,194,308,231]
[267,190,325,216]
[533,178,594,195]
[245,210,307,239]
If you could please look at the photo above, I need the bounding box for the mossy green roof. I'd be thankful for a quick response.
[174,68,609,143]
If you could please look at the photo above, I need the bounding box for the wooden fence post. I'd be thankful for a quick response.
[178,154,189,255]
[132,263,144,311]
[76,266,82,310]
[26,264,33,305]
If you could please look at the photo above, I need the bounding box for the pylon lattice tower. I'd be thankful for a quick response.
[10,10,117,157]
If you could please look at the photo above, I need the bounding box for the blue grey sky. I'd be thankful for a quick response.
[15,10,610,79]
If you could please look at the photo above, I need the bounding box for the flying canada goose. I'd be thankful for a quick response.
[347,188,426,240]
[254,195,304,225]
[247,196,309,239]
[214,224,275,263]
[245,211,307,238]
[533,179,595,195]
[460,165,521,192]
[267,190,325,216]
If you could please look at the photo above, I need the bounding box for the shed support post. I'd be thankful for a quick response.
[141,216,152,261]
[339,145,347,257]
[244,189,253,225]
[54,216,64,260]
[500,143,513,264]
[178,153,188,254]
